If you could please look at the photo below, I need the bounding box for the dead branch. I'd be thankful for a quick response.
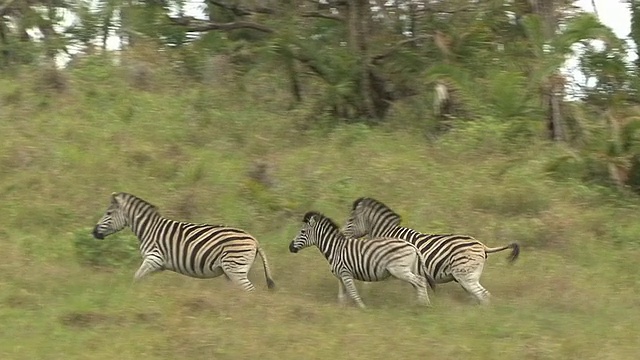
[0,0,16,15]
[167,16,274,33]
[291,52,329,81]
[300,11,344,22]
[208,0,251,16]
[207,0,275,16]
[415,4,475,16]
[372,35,432,63]
[304,0,348,8]
[591,0,599,19]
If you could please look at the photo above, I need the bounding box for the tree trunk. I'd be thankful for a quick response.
[629,0,640,69]
[546,84,564,141]
[102,14,111,52]
[288,61,302,105]
[121,0,135,49]
[530,0,565,141]
[0,22,9,66]
[348,0,377,119]
[41,1,59,61]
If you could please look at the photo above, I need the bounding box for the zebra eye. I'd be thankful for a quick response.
[106,210,113,216]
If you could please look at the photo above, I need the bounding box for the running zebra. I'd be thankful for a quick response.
[342,197,519,305]
[92,192,275,291]
[289,211,436,309]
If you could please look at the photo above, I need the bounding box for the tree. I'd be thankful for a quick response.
[0,0,69,66]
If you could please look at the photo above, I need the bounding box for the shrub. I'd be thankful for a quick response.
[469,183,551,217]
[72,229,140,268]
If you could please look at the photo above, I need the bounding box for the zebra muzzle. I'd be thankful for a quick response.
[92,227,105,240]
[288,242,299,253]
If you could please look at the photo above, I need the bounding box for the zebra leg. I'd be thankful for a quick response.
[133,257,163,282]
[341,276,366,309]
[387,266,431,306]
[337,280,348,306]
[453,266,490,305]
[221,262,256,292]
[412,276,431,306]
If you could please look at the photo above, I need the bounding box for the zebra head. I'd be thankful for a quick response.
[291,210,339,253]
[289,211,319,253]
[342,197,402,238]
[92,192,129,240]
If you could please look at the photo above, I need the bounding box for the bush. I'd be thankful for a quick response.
[607,219,640,247]
[468,183,551,217]
[72,229,140,268]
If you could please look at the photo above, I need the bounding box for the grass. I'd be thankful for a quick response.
[1,61,640,359]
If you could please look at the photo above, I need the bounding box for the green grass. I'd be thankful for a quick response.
[1,63,640,359]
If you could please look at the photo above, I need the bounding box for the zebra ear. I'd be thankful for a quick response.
[352,197,365,210]
[303,211,320,225]
[111,192,120,205]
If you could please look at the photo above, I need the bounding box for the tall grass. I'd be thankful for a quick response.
[1,60,639,359]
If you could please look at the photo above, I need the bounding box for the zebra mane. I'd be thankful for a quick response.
[352,197,402,223]
[115,192,159,214]
[303,211,342,233]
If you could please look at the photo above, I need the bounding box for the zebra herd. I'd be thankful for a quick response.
[92,192,520,307]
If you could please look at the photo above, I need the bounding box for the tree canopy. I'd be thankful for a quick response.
[4,0,640,191]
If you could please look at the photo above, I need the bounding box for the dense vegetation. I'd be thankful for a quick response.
[2,1,640,359]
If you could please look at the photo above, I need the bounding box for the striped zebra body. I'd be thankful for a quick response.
[92,192,275,291]
[289,211,435,309]
[342,197,519,305]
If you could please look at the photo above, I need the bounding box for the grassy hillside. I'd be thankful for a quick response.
[1,62,640,359]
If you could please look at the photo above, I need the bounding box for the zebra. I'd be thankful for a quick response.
[342,197,520,305]
[289,211,436,309]
[92,192,275,291]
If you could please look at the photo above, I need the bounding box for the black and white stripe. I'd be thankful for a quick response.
[342,197,519,304]
[289,211,435,309]
[92,192,275,291]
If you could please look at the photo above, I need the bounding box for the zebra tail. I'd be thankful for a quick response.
[485,242,520,264]
[257,247,276,289]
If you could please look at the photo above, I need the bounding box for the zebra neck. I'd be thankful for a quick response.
[128,210,162,242]
[315,230,345,264]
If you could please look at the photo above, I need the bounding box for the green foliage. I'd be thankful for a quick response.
[546,150,612,186]
[608,217,640,247]
[630,0,640,68]
[66,1,102,46]
[0,33,40,67]
[481,69,532,119]
[469,183,551,217]
[436,116,540,154]
[557,12,622,53]
[1,0,631,140]
[580,46,630,106]
[618,118,640,154]
[72,230,140,268]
